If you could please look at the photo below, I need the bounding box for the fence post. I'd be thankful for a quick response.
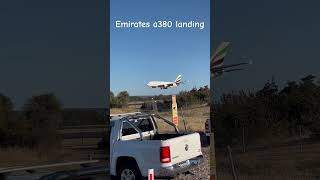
[82,135,84,145]
[242,126,246,153]
[227,145,237,180]
[299,125,303,153]
[210,132,217,180]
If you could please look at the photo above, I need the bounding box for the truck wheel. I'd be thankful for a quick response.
[198,131,209,147]
[118,161,142,180]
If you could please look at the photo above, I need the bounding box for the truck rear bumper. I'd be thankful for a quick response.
[156,155,204,178]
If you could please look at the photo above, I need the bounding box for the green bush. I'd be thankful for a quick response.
[110,91,129,108]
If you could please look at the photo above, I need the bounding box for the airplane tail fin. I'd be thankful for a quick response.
[175,75,182,84]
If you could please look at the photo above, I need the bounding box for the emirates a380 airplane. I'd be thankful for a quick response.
[147,75,182,89]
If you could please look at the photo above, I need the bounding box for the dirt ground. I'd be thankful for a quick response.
[174,147,210,180]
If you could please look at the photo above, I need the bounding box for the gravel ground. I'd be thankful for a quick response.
[174,147,210,180]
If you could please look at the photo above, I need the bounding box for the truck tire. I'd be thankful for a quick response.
[117,161,142,180]
[198,131,210,147]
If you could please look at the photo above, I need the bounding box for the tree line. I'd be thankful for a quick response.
[141,86,210,111]
[0,93,62,149]
[0,93,105,149]
[213,75,320,148]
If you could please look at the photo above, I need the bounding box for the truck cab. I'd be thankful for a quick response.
[110,112,203,179]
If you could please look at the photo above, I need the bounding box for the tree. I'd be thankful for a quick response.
[110,91,115,99]
[22,93,62,149]
[110,91,130,108]
[0,93,13,131]
[110,91,118,108]
[0,94,13,146]
[23,93,62,128]
[117,91,129,107]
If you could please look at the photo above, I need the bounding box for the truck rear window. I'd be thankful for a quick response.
[122,118,154,136]
[122,121,139,136]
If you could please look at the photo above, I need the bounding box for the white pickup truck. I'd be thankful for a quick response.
[110,112,203,179]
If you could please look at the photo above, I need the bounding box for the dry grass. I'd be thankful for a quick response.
[0,127,105,167]
[57,128,105,134]
[111,107,141,114]
[110,104,209,132]
[61,138,100,147]
[214,142,320,177]
[0,140,103,168]
[216,174,317,180]
[0,147,61,167]
[157,104,209,132]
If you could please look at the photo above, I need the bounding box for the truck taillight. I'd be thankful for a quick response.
[160,146,171,163]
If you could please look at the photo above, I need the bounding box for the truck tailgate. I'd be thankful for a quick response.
[165,133,202,164]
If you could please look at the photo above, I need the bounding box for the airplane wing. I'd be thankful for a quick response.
[212,62,250,78]
[212,62,249,71]
[211,42,252,79]
[224,68,244,72]
[213,68,244,74]
[212,67,245,78]
[157,83,173,89]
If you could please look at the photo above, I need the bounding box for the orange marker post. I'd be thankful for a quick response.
[171,95,179,126]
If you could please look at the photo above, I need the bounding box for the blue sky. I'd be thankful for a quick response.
[110,0,210,96]
[212,0,320,98]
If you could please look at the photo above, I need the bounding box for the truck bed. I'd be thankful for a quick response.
[152,133,188,140]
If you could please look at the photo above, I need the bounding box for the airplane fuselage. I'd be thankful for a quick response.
[147,81,178,89]
[147,75,182,89]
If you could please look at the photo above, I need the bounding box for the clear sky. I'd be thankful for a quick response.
[212,0,320,97]
[110,0,210,96]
